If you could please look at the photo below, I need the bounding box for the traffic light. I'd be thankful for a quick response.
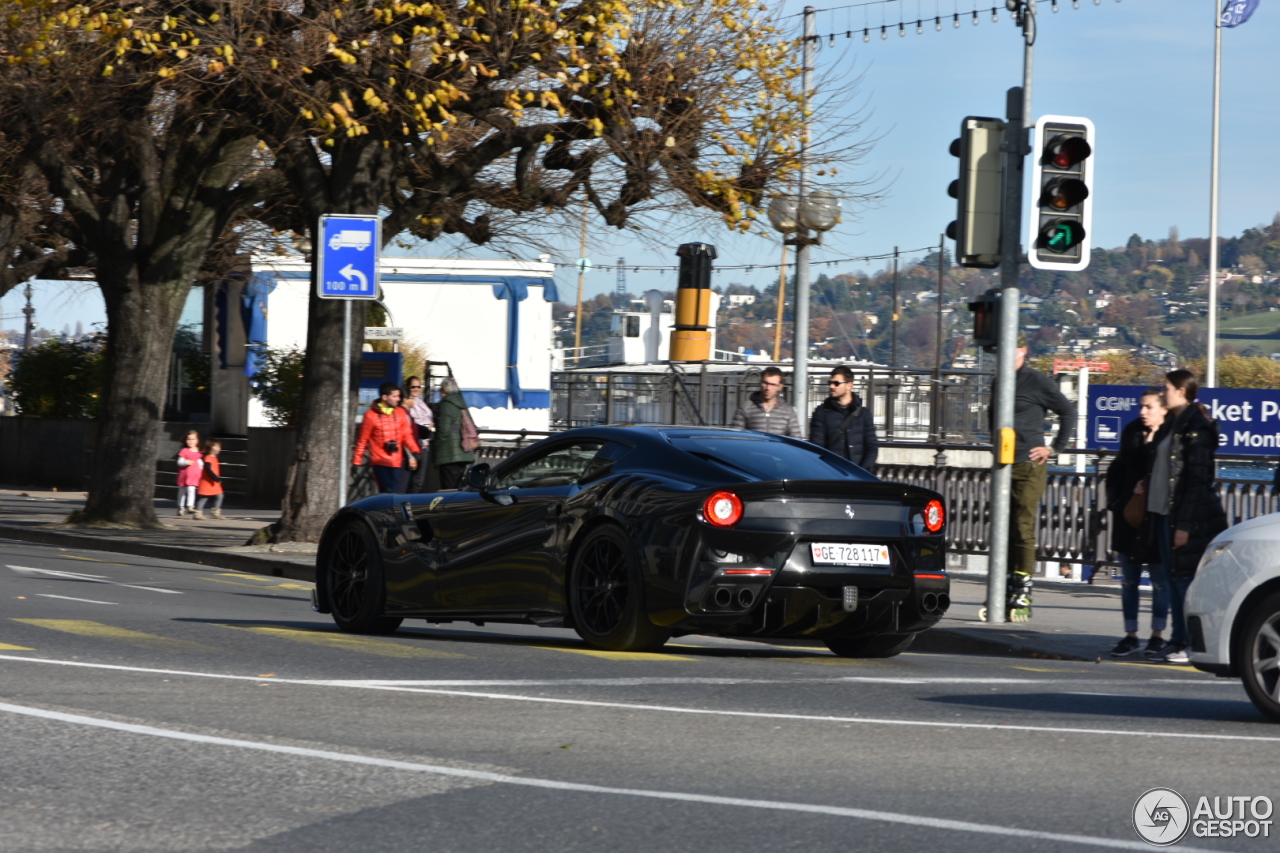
[947,117,1006,269]
[968,288,1000,351]
[1028,115,1095,271]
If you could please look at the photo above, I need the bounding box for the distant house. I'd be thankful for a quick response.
[727,294,757,307]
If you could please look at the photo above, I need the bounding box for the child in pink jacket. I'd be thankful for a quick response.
[175,430,203,517]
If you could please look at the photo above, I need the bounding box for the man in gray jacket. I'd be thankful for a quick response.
[730,367,803,438]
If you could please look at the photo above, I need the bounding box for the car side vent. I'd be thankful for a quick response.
[1188,616,1206,653]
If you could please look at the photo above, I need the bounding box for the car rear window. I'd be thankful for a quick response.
[667,436,875,482]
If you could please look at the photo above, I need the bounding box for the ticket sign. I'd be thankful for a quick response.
[1090,384,1280,455]
[317,214,380,300]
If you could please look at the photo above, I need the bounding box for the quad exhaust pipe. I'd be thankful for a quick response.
[919,592,951,613]
[708,586,758,611]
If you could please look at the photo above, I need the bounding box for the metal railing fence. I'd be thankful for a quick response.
[552,365,994,443]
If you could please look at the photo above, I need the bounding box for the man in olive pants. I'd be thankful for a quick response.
[1001,345,1075,621]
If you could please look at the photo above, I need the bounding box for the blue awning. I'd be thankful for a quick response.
[262,270,557,408]
[492,276,560,408]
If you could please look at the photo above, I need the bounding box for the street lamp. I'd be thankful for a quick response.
[769,188,841,422]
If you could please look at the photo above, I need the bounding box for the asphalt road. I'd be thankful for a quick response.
[2,537,1278,853]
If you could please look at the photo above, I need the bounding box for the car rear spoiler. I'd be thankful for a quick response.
[729,479,942,503]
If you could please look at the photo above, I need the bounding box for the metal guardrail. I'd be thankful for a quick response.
[552,365,995,443]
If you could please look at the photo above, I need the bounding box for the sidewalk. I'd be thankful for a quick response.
[0,487,314,581]
[0,485,1141,662]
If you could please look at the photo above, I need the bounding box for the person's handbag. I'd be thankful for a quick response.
[1123,479,1147,529]
[458,408,481,453]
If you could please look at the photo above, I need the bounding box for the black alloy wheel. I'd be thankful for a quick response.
[324,521,403,635]
[569,525,668,653]
[1241,592,1280,723]
[825,632,915,659]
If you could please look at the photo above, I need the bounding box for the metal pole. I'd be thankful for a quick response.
[1207,1,1222,387]
[773,242,788,362]
[890,247,900,368]
[338,299,351,509]
[1075,366,1089,474]
[22,282,34,350]
[987,3,1034,623]
[791,6,816,423]
[933,234,945,444]
[574,198,589,351]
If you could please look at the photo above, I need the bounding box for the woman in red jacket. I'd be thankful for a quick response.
[352,382,420,494]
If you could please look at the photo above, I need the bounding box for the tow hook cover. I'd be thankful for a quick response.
[842,586,859,613]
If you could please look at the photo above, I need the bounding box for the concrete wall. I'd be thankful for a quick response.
[0,418,97,490]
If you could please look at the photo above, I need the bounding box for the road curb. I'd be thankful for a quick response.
[0,523,316,583]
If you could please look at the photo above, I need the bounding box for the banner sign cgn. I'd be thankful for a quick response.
[1090,385,1280,455]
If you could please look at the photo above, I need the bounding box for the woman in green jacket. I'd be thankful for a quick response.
[434,377,476,489]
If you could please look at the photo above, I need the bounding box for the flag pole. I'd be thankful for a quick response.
[1207,0,1222,387]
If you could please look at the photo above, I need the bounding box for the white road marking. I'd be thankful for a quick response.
[6,565,181,594]
[0,654,1269,744]
[34,595,117,606]
[0,700,1229,852]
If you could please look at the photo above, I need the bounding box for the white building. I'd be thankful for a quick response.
[250,256,558,431]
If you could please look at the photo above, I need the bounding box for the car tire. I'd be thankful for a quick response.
[323,521,403,635]
[1240,591,1280,723]
[825,633,915,658]
[569,524,669,653]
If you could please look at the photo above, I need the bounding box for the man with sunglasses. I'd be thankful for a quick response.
[730,366,802,438]
[809,366,878,471]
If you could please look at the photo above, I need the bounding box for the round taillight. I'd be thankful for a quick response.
[923,499,945,534]
[703,491,743,528]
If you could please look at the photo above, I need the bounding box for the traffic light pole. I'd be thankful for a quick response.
[986,1,1035,623]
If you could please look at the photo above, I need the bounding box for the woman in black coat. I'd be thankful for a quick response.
[1104,390,1171,659]
[1147,369,1228,664]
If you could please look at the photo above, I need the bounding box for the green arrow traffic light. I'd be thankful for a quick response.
[1039,220,1086,253]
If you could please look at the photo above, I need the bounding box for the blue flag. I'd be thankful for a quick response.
[1221,0,1260,27]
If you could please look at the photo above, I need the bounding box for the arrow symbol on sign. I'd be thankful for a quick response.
[340,264,369,291]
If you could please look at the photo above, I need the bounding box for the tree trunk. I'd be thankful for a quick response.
[272,287,369,542]
[82,276,190,526]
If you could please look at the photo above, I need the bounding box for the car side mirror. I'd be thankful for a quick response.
[466,463,492,491]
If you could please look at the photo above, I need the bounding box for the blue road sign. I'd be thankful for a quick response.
[317,214,380,300]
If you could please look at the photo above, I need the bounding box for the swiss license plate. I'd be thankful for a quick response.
[810,543,891,567]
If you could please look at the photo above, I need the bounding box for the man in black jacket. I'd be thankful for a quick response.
[998,345,1076,621]
[809,366,878,470]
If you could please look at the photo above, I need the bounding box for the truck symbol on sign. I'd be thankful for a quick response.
[328,230,372,251]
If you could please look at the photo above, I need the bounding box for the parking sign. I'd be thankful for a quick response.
[317,214,380,300]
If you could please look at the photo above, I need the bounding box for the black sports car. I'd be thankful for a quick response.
[313,425,950,657]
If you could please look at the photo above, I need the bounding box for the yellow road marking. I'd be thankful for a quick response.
[772,656,871,666]
[63,555,126,565]
[530,645,695,661]
[12,619,219,653]
[1114,661,1207,674]
[0,642,35,650]
[221,625,468,659]
[1011,666,1071,673]
[211,574,312,591]
[198,577,310,593]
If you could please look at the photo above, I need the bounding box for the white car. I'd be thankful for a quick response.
[1186,511,1280,722]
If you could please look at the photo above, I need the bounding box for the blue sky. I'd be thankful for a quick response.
[4,0,1274,332]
